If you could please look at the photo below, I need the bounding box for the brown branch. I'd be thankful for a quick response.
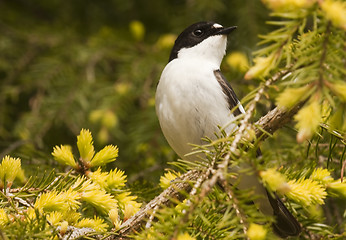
[106,104,304,240]
[108,170,201,239]
[254,102,305,141]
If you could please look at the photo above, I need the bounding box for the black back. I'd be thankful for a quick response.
[214,70,242,116]
[169,21,220,62]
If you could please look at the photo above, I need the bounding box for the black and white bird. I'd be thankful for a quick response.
[155,21,301,237]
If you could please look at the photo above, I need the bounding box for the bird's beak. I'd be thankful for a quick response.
[214,26,237,35]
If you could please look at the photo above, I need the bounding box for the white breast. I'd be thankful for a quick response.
[155,58,237,161]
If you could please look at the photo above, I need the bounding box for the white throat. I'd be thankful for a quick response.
[177,35,227,67]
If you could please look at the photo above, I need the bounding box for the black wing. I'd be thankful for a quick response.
[214,69,242,116]
[215,72,301,237]
[268,192,302,237]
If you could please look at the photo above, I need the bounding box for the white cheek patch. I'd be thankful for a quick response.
[213,23,223,28]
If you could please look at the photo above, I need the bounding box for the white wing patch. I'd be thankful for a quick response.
[238,103,246,114]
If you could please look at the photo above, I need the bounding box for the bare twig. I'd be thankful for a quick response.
[106,104,302,240]
[254,102,305,140]
[109,170,201,239]
[107,107,305,240]
[97,67,308,240]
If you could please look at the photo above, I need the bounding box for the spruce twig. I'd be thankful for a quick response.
[109,70,305,239]
[112,170,201,239]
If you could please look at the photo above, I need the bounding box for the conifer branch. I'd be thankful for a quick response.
[110,71,305,239]
[254,102,305,141]
[170,166,213,239]
[112,170,201,239]
[318,22,331,87]
[218,177,249,236]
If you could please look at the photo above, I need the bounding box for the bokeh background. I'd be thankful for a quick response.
[0,0,270,183]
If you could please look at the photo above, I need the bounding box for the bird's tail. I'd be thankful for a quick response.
[229,165,301,238]
[267,191,302,238]
[228,163,301,237]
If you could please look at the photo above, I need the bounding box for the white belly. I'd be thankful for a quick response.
[155,59,237,161]
[155,59,274,216]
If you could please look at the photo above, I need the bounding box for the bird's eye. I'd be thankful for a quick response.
[193,29,203,37]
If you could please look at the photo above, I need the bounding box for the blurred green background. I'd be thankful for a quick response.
[0,0,270,183]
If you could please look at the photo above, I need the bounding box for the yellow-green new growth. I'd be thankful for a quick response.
[116,191,138,207]
[90,145,118,167]
[102,110,118,129]
[25,208,36,221]
[60,189,81,210]
[107,168,127,189]
[247,223,267,240]
[129,20,145,41]
[321,0,346,31]
[262,0,317,12]
[53,129,119,169]
[63,210,82,224]
[34,190,80,213]
[327,180,346,198]
[87,168,109,189]
[75,216,109,232]
[328,108,346,132]
[156,34,177,49]
[59,221,69,236]
[123,200,142,220]
[109,208,122,230]
[177,232,196,240]
[328,82,346,102]
[310,168,333,184]
[77,129,95,164]
[52,145,77,168]
[34,191,66,213]
[159,171,180,189]
[80,188,118,214]
[48,210,80,227]
[286,178,327,205]
[276,85,312,109]
[47,211,64,226]
[72,176,120,214]
[244,54,276,80]
[0,155,22,188]
[225,51,249,72]
[16,168,26,183]
[0,209,9,227]
[295,100,322,143]
[260,168,290,194]
[72,177,100,192]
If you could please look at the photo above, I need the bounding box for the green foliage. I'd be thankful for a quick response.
[0,130,141,238]
[137,1,346,239]
[0,0,345,239]
[0,0,267,180]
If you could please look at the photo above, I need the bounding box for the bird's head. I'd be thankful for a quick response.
[169,21,237,66]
